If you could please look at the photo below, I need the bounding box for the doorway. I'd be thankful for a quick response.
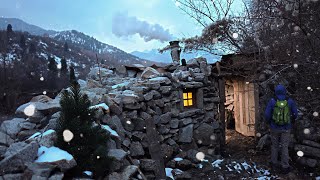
[225,79,258,137]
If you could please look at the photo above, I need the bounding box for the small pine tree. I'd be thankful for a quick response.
[19,34,26,50]
[29,42,36,54]
[60,57,68,74]
[48,56,57,72]
[64,42,69,52]
[55,73,113,178]
[69,66,76,84]
[7,24,12,33]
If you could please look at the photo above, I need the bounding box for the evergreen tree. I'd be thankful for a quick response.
[19,34,26,50]
[6,24,12,33]
[60,57,68,74]
[69,66,76,84]
[64,42,69,52]
[29,42,36,54]
[55,73,113,178]
[48,56,57,72]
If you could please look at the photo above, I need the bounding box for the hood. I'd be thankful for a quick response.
[275,85,286,100]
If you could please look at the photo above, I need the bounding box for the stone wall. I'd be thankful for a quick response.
[92,57,223,178]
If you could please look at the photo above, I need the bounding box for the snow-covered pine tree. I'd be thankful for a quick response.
[55,71,113,178]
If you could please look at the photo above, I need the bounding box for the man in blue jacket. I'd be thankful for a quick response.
[265,84,298,174]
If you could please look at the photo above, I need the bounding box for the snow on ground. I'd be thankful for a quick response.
[101,125,119,137]
[174,157,183,162]
[212,159,224,169]
[35,146,73,162]
[89,103,109,112]
[165,168,174,179]
[316,176,320,180]
[112,82,130,89]
[83,171,93,176]
[28,129,55,139]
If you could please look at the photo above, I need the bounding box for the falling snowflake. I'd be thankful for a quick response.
[303,128,310,134]
[245,82,249,84]
[313,112,319,117]
[57,64,62,69]
[63,129,74,142]
[126,120,132,125]
[232,33,239,39]
[24,104,35,116]
[256,133,261,137]
[43,91,47,95]
[97,156,100,159]
[198,140,203,144]
[196,152,205,161]
[40,77,44,81]
[293,64,298,69]
[210,135,216,140]
[80,133,84,138]
[297,151,304,157]
[307,86,312,90]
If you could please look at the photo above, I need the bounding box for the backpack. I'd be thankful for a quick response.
[272,99,291,125]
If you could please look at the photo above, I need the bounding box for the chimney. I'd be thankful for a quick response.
[169,41,181,63]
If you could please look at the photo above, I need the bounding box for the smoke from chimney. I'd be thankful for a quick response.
[112,12,174,42]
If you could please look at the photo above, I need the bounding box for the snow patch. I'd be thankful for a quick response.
[89,103,109,112]
[101,125,119,137]
[28,129,55,140]
[165,168,174,179]
[212,159,224,169]
[174,157,183,162]
[35,146,73,162]
[84,171,93,176]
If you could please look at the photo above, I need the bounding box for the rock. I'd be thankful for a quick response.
[178,124,194,143]
[106,172,122,180]
[174,171,192,180]
[159,86,172,95]
[16,100,60,118]
[129,142,145,157]
[140,112,152,120]
[4,142,27,158]
[16,129,37,141]
[144,90,161,101]
[296,157,317,168]
[0,141,39,175]
[294,144,320,158]
[51,112,60,119]
[132,132,146,141]
[107,149,127,161]
[161,144,174,161]
[2,173,24,180]
[302,140,320,149]
[19,121,36,130]
[47,118,58,130]
[132,118,146,131]
[140,159,157,171]
[0,118,25,139]
[187,58,200,67]
[121,165,138,180]
[176,159,193,170]
[149,77,171,85]
[122,138,131,148]
[179,109,204,118]
[180,118,192,127]
[158,125,170,134]
[256,134,271,150]
[0,131,14,146]
[186,149,199,163]
[180,82,203,88]
[141,67,160,79]
[0,145,7,157]
[106,116,126,138]
[159,112,172,124]
[26,162,56,178]
[193,123,216,146]
[48,172,64,180]
[88,67,114,80]
[170,119,179,129]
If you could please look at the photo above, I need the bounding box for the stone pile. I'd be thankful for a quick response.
[0,58,223,179]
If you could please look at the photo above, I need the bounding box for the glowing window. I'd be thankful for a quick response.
[183,92,193,107]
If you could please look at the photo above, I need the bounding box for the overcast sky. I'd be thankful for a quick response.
[0,0,242,53]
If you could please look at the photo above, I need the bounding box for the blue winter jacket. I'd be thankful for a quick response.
[265,85,298,130]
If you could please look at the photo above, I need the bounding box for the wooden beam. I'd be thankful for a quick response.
[216,62,226,154]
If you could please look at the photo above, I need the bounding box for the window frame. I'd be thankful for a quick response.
[182,89,196,108]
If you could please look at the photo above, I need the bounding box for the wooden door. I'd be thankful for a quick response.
[233,80,257,136]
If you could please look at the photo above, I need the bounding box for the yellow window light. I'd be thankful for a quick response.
[183,91,193,107]
[183,93,188,99]
[188,93,192,98]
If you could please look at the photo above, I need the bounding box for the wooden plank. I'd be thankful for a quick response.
[239,80,244,134]
[244,82,250,136]
[254,83,260,137]
[248,83,256,136]
[233,80,240,132]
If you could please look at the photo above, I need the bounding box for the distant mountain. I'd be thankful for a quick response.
[0,17,159,66]
[0,18,56,36]
[131,49,222,64]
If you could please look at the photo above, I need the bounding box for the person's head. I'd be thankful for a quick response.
[275,84,286,100]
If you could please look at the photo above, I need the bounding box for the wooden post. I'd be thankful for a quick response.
[216,62,226,154]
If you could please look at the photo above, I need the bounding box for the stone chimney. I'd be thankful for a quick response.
[169,41,181,63]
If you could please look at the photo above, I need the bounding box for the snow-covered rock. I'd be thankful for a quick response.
[35,146,77,172]
[27,129,57,148]
[141,67,160,79]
